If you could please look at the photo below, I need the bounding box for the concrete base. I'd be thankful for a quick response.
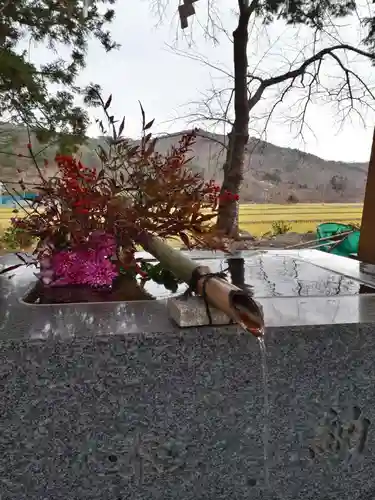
[168,295,232,327]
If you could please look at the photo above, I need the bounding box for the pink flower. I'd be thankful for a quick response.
[81,257,118,286]
[40,232,119,288]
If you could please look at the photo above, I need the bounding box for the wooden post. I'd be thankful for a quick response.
[358,128,375,264]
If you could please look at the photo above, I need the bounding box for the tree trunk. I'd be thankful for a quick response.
[216,0,252,237]
[228,258,246,288]
[228,257,255,295]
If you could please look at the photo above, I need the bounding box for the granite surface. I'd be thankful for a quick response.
[1,324,375,499]
[2,250,375,499]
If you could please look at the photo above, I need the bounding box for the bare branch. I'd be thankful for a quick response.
[165,44,233,79]
[248,44,375,110]
[194,129,228,149]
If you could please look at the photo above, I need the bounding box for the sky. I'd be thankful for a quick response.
[30,0,375,162]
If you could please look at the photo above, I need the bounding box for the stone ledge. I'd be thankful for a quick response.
[167,295,232,327]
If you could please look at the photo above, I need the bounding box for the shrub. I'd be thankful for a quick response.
[1,91,237,288]
[271,221,292,235]
[1,225,35,250]
[262,171,281,184]
[286,193,299,203]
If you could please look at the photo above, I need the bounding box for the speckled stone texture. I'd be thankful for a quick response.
[1,324,375,500]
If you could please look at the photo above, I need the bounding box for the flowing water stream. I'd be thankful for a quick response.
[244,325,271,490]
[258,333,271,490]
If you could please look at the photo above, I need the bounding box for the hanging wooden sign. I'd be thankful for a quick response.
[179,0,199,29]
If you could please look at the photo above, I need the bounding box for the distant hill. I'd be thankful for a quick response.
[0,124,368,203]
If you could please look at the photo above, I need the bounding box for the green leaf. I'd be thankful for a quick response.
[0,5,117,144]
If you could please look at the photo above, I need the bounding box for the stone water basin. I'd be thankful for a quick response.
[2,250,375,499]
[1,249,375,336]
[10,250,373,304]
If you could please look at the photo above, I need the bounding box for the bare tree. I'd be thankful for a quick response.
[330,174,348,195]
[151,0,375,236]
[286,193,299,203]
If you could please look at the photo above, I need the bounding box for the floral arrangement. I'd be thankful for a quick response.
[2,94,239,300]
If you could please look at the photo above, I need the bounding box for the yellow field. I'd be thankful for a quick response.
[236,203,363,236]
[0,203,363,237]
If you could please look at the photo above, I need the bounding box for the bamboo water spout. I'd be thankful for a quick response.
[137,233,264,336]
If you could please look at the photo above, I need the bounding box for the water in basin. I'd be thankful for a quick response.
[19,253,375,304]
[146,253,375,299]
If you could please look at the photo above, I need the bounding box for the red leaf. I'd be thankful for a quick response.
[196,213,217,222]
[118,117,125,136]
[144,139,157,158]
[138,101,146,129]
[144,119,155,131]
[104,95,112,110]
[128,146,139,157]
[191,203,200,223]
[179,232,190,249]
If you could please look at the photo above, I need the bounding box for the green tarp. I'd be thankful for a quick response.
[316,222,360,257]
